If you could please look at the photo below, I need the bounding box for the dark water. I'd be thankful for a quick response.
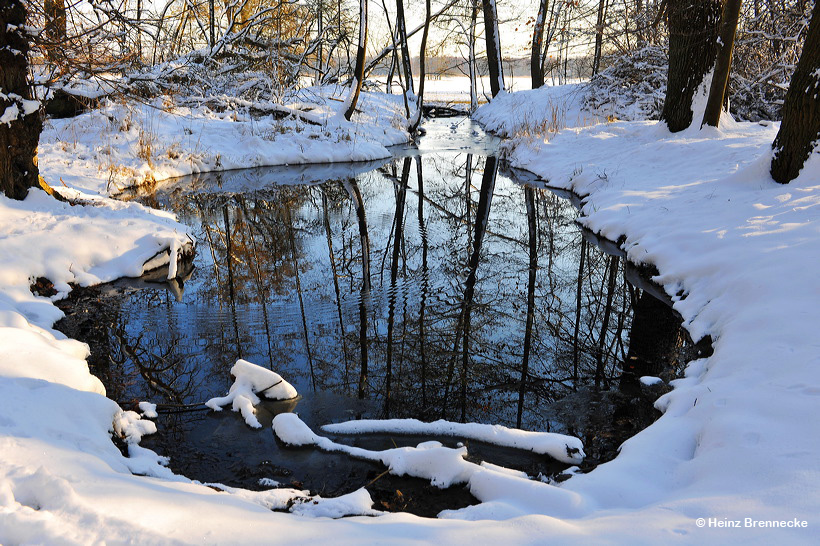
[56,118,699,514]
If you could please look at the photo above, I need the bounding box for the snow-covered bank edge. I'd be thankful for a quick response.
[472,88,820,540]
[39,88,411,196]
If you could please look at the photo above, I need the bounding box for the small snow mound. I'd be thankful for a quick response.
[113,409,157,444]
[289,488,379,518]
[639,376,664,386]
[272,412,318,446]
[205,359,297,428]
[138,401,158,418]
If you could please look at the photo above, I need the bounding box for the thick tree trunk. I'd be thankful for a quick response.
[482,0,505,97]
[344,0,368,121]
[0,0,42,200]
[660,0,722,132]
[702,0,743,128]
[770,2,820,184]
[531,0,548,88]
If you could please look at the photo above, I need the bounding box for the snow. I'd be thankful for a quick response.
[205,359,298,428]
[322,418,584,464]
[38,88,410,195]
[1,104,19,125]
[639,376,664,386]
[290,489,380,518]
[1,74,819,541]
[275,413,589,503]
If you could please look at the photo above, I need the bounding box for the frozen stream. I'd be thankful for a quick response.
[55,118,696,515]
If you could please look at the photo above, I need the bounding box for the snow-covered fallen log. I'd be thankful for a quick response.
[321,418,584,465]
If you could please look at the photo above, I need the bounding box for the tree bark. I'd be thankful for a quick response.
[592,0,608,76]
[344,0,368,121]
[531,0,548,88]
[770,1,820,184]
[0,0,42,200]
[44,0,66,64]
[409,0,432,132]
[482,0,505,97]
[395,0,415,96]
[659,0,722,132]
[702,0,743,128]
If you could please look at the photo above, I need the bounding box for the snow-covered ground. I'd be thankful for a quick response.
[1,78,818,542]
[39,88,410,195]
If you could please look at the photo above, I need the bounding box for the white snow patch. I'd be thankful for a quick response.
[138,401,158,419]
[639,376,664,386]
[322,418,584,464]
[205,359,297,428]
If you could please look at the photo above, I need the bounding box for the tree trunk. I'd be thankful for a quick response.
[344,0,368,121]
[531,0,548,88]
[468,0,479,111]
[592,0,608,76]
[395,0,415,97]
[43,0,66,64]
[702,0,743,128]
[209,0,215,48]
[410,0,432,132]
[659,0,722,132]
[482,0,505,97]
[770,1,820,184]
[0,0,42,200]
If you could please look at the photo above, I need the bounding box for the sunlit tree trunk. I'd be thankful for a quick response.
[770,1,820,183]
[409,0,432,132]
[395,0,415,97]
[0,0,41,200]
[702,0,743,127]
[482,0,505,97]
[344,0,368,120]
[468,0,479,110]
[592,0,608,75]
[531,0,548,88]
[660,0,722,132]
[44,0,67,65]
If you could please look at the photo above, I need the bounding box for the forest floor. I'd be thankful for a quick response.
[0,82,817,543]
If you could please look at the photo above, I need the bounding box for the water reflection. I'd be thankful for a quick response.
[56,122,698,491]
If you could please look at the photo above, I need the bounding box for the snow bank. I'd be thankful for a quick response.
[290,488,380,518]
[205,359,298,428]
[39,88,410,195]
[322,418,584,464]
[485,102,819,538]
[473,83,601,138]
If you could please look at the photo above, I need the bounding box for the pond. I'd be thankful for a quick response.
[55,117,701,515]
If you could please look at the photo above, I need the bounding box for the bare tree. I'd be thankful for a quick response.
[702,0,743,127]
[482,0,504,96]
[660,0,722,132]
[770,1,820,183]
[344,0,367,120]
[0,0,42,200]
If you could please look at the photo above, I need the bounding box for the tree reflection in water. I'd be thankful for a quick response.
[58,149,702,480]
